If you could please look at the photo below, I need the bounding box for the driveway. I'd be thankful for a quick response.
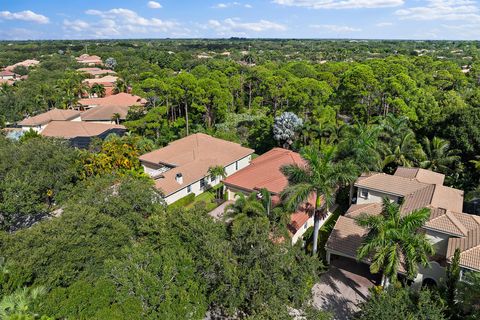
[208,200,233,220]
[312,257,380,320]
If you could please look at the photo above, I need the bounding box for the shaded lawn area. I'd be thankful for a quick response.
[185,185,225,212]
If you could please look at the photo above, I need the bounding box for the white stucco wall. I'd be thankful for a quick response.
[425,229,451,257]
[413,261,446,287]
[164,154,252,205]
[22,124,46,133]
[356,188,399,204]
[291,214,316,245]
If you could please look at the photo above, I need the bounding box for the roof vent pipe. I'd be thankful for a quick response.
[175,173,183,184]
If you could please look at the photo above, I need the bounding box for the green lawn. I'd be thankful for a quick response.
[185,185,224,212]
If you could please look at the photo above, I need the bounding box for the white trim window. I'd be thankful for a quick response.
[360,189,369,199]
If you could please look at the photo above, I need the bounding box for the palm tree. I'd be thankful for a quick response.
[281,146,357,254]
[111,113,121,124]
[208,165,227,199]
[90,83,106,98]
[471,156,480,172]
[420,136,460,173]
[0,286,46,318]
[356,198,434,286]
[382,130,425,169]
[114,79,128,94]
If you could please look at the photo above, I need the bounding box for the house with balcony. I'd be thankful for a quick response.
[325,167,479,286]
[139,133,253,205]
[223,148,326,244]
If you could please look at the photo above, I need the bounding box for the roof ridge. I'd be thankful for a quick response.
[461,229,480,255]
[446,211,469,236]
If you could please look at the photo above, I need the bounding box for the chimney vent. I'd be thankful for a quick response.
[175,173,183,184]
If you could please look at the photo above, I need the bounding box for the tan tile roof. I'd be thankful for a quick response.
[223,148,305,194]
[447,229,480,271]
[5,59,40,71]
[430,185,464,212]
[425,208,480,237]
[76,54,102,64]
[19,108,81,126]
[345,203,383,218]
[79,93,146,121]
[355,173,429,196]
[77,67,116,77]
[41,121,125,138]
[326,216,368,259]
[83,75,118,87]
[140,133,254,196]
[394,167,445,185]
[400,184,435,214]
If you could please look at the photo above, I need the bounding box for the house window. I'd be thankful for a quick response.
[187,185,191,193]
[360,190,369,199]
[235,161,238,171]
[304,222,308,230]
[200,178,206,189]
[210,175,215,182]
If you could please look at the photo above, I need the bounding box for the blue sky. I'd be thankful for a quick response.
[0,0,479,40]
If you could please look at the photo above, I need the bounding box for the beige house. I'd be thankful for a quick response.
[76,54,103,66]
[326,167,479,286]
[18,108,81,133]
[78,93,146,123]
[140,133,253,205]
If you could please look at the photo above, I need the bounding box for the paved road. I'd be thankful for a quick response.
[312,258,380,320]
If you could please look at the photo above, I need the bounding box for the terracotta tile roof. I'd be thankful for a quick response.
[41,121,125,138]
[83,75,118,87]
[5,59,40,71]
[0,79,14,85]
[77,67,116,77]
[19,108,81,126]
[140,133,254,196]
[0,70,17,77]
[223,148,305,194]
[345,203,383,218]
[76,54,102,64]
[394,167,445,185]
[79,93,146,121]
[447,228,480,271]
[326,216,368,259]
[355,173,429,196]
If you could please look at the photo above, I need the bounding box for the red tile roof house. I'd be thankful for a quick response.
[18,108,82,133]
[0,70,19,80]
[77,67,116,78]
[325,167,480,286]
[78,93,147,124]
[139,133,254,205]
[223,148,331,244]
[82,75,118,97]
[76,54,103,66]
[41,121,126,149]
[5,59,40,71]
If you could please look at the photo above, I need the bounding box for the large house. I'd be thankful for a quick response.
[5,59,40,71]
[77,67,116,78]
[140,133,254,204]
[78,93,146,123]
[76,54,103,66]
[41,121,125,148]
[18,108,81,132]
[325,167,479,285]
[223,148,326,244]
[0,70,19,81]
[82,75,119,96]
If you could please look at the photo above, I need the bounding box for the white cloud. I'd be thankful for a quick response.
[147,1,162,9]
[0,10,49,24]
[311,24,361,32]
[375,22,394,27]
[272,0,404,9]
[395,0,480,21]
[213,2,253,9]
[206,18,286,35]
[63,8,182,38]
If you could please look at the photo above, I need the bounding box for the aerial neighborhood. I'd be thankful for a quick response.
[1,36,480,320]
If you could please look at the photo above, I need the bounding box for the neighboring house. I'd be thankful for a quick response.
[78,93,146,123]
[77,67,116,78]
[0,70,19,80]
[5,59,40,71]
[223,148,325,244]
[18,108,81,133]
[139,133,254,205]
[76,54,103,66]
[325,167,479,286]
[82,75,118,96]
[41,121,125,148]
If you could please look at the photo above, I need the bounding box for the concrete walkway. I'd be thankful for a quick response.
[312,258,380,319]
[208,200,233,220]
